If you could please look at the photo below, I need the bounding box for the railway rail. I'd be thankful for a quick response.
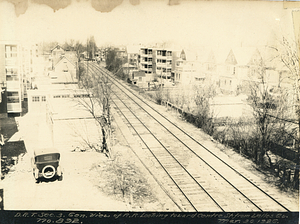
[84,62,292,212]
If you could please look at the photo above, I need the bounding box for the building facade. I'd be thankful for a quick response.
[153,49,173,80]
[0,41,22,115]
[139,47,153,76]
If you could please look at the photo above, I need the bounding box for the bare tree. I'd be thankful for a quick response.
[63,39,86,62]
[246,57,296,169]
[105,47,126,80]
[271,36,300,189]
[192,83,216,135]
[87,36,97,60]
[76,62,112,158]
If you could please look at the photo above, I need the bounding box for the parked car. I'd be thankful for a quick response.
[31,148,63,183]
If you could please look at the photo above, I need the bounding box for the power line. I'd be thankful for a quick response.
[266,113,299,125]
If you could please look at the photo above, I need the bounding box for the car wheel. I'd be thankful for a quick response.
[42,165,56,179]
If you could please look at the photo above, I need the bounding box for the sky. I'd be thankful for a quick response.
[0,0,296,49]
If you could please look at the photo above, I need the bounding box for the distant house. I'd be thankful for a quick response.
[122,63,136,77]
[131,71,151,88]
[51,56,77,83]
[201,50,220,86]
[180,49,198,61]
[218,49,239,94]
[116,46,127,59]
[51,45,65,57]
[51,45,65,67]
[49,44,78,83]
[212,47,264,94]
[126,45,140,68]
[174,49,204,85]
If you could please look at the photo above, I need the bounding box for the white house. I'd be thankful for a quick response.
[174,49,204,85]
[52,56,77,83]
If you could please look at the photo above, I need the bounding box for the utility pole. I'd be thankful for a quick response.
[0,134,4,180]
[292,10,300,189]
[86,38,89,79]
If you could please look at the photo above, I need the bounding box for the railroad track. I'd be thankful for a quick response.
[85,62,291,212]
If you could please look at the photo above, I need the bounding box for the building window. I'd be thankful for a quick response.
[7,91,19,103]
[157,50,162,55]
[32,96,40,102]
[5,45,17,58]
[6,75,19,81]
[41,96,46,101]
[7,97,19,103]
[7,92,18,97]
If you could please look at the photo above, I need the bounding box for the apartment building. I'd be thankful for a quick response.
[153,48,173,80]
[20,43,42,97]
[0,41,22,116]
[139,47,153,75]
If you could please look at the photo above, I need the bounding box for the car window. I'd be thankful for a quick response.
[43,155,53,161]
[35,154,59,162]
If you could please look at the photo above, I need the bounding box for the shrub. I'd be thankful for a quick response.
[99,159,156,206]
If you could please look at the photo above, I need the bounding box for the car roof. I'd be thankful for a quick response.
[33,148,60,156]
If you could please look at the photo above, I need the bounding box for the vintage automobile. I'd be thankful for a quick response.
[31,148,63,183]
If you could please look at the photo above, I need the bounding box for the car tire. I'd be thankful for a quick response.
[42,165,56,179]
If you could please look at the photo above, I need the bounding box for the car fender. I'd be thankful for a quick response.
[34,168,39,179]
[57,165,62,176]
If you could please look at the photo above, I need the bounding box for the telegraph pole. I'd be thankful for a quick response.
[86,38,89,79]
[292,10,300,189]
[0,134,3,179]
